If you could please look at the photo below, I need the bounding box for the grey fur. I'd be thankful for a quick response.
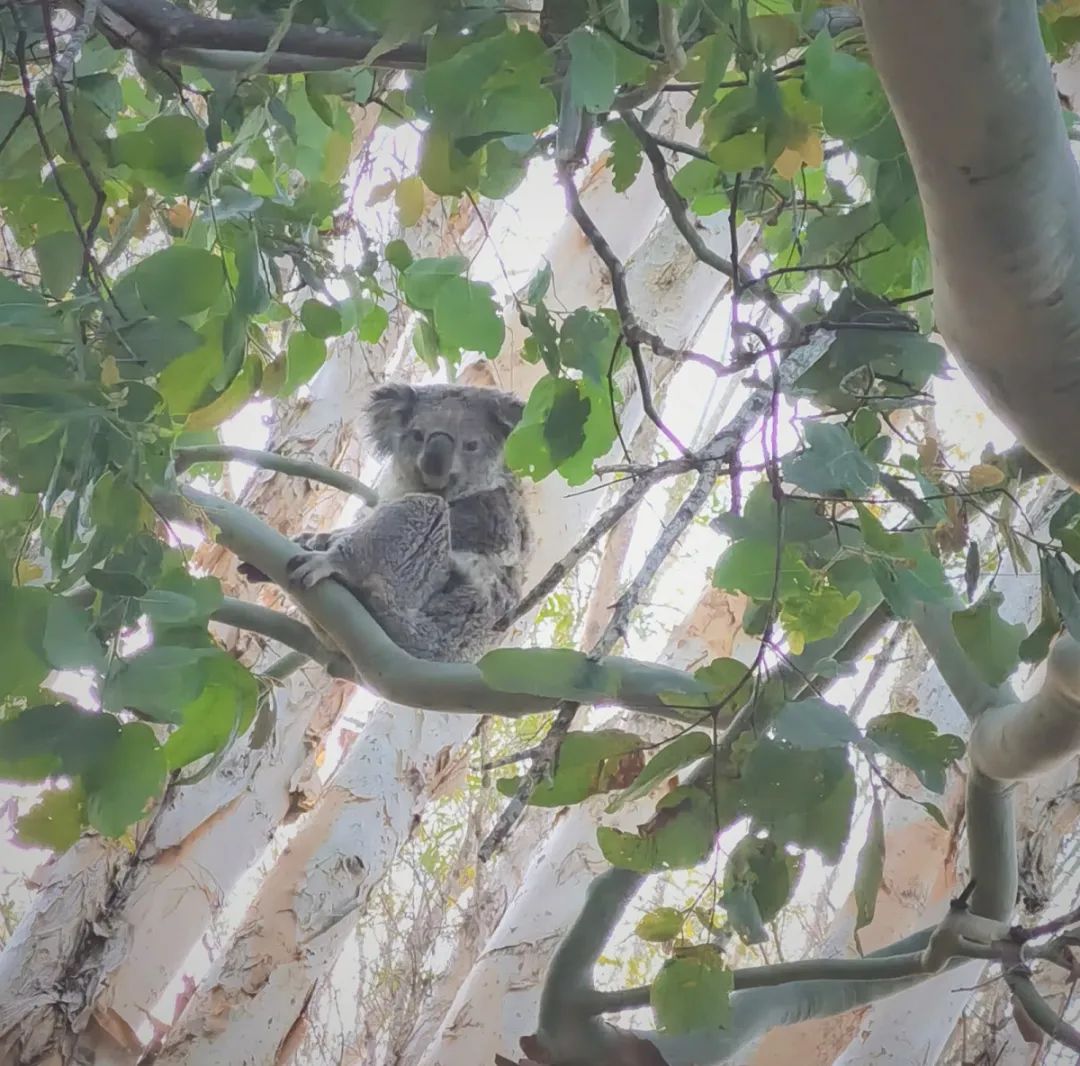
[279,383,532,663]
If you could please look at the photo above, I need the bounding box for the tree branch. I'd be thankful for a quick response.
[970,632,1080,781]
[210,597,355,679]
[158,486,718,720]
[85,0,428,73]
[618,108,803,335]
[175,445,378,506]
[500,330,836,630]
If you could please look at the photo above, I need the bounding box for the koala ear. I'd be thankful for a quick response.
[366,383,417,456]
[488,391,525,440]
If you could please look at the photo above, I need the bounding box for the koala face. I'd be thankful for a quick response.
[365,383,524,498]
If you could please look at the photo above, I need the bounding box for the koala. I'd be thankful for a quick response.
[240,382,531,664]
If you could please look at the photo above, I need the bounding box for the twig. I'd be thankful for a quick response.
[553,161,730,376]
[175,445,379,506]
[618,108,802,334]
[53,0,101,84]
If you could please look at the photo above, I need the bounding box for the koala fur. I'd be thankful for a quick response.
[240,383,531,664]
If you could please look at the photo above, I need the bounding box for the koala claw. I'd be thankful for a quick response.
[286,551,341,590]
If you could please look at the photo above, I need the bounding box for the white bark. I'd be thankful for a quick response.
[862,0,1080,491]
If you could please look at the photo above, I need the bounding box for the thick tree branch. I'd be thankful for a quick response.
[862,0,1080,493]
[161,487,715,719]
[970,632,1080,780]
[175,445,378,506]
[83,0,428,73]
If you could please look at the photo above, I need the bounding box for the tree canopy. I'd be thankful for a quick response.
[5,0,1080,1061]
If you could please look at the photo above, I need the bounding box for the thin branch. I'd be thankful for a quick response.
[618,108,802,334]
[502,329,834,631]
[210,597,354,679]
[175,445,378,505]
[53,0,101,83]
[554,161,730,377]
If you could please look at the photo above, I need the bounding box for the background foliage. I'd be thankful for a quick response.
[3,0,1080,1036]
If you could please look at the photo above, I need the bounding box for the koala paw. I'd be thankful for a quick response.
[294,531,334,552]
[286,551,342,590]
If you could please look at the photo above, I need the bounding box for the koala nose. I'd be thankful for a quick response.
[419,431,454,489]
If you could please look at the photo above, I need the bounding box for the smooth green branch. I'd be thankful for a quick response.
[163,486,714,719]
[211,598,356,679]
[175,445,378,506]
[970,633,1080,780]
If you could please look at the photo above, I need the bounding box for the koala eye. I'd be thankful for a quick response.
[463,440,480,452]
[409,429,424,444]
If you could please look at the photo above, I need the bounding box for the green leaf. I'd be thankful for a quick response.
[779,581,862,653]
[16,785,86,850]
[385,239,413,272]
[712,539,812,599]
[125,246,225,318]
[84,722,167,837]
[433,276,504,359]
[113,114,205,178]
[712,482,829,544]
[299,299,344,339]
[742,740,855,863]
[0,585,50,702]
[283,332,327,394]
[34,231,84,297]
[854,794,885,930]
[469,84,556,136]
[394,175,426,227]
[651,952,732,1034]
[636,906,686,943]
[113,317,203,374]
[495,729,644,807]
[0,703,121,781]
[102,646,222,723]
[420,127,483,196]
[604,119,643,192]
[723,835,803,944]
[951,590,1025,686]
[401,256,469,310]
[479,647,619,701]
[608,731,712,812]
[784,422,880,497]
[687,33,736,127]
[43,595,105,671]
[864,713,965,793]
[772,698,861,750]
[599,784,737,873]
[505,375,615,487]
[234,227,269,317]
[567,28,617,114]
[803,33,903,159]
[559,307,618,383]
[162,653,258,769]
